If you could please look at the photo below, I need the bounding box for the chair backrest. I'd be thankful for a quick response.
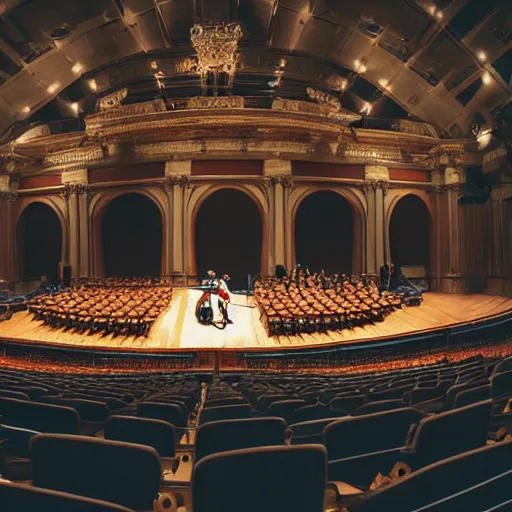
[491,356,512,377]
[199,404,253,425]
[205,397,248,408]
[0,397,80,434]
[192,445,327,512]
[31,434,161,510]
[42,398,110,423]
[104,415,176,458]
[265,399,306,423]
[137,401,186,427]
[0,389,30,401]
[0,479,135,512]
[330,395,366,414]
[348,439,512,512]
[491,370,512,398]
[323,407,426,460]
[409,399,492,464]
[195,417,287,462]
[356,400,404,415]
[292,404,337,423]
[451,384,492,409]
[0,423,39,458]
[289,418,341,445]
[258,394,295,410]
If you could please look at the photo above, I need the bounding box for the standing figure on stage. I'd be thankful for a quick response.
[218,274,233,325]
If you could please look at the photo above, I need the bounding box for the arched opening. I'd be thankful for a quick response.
[390,194,431,270]
[195,189,262,289]
[18,202,62,283]
[295,191,354,274]
[101,193,163,277]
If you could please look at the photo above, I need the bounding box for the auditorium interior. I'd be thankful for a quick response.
[0,0,512,510]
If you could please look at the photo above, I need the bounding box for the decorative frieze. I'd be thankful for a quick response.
[97,88,128,111]
[135,141,202,157]
[339,144,401,163]
[44,148,103,168]
[186,96,244,109]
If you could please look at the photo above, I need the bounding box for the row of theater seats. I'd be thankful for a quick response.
[0,355,511,511]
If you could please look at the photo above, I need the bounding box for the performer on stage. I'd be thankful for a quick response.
[218,274,233,325]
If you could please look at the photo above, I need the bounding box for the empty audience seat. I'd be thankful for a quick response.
[199,404,253,425]
[31,434,161,510]
[195,417,287,462]
[192,445,327,512]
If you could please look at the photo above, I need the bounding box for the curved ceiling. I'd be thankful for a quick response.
[0,0,511,141]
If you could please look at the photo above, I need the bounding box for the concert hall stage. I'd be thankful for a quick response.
[0,291,511,352]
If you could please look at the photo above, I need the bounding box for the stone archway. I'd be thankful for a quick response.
[100,193,163,277]
[194,188,263,290]
[294,190,355,275]
[389,194,431,270]
[17,202,63,283]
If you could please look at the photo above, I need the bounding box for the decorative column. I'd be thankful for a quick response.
[487,184,512,295]
[263,159,292,276]
[363,165,389,275]
[61,170,89,280]
[0,174,18,282]
[430,167,466,293]
[165,160,191,275]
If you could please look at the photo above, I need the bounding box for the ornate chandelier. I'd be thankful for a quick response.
[190,23,243,93]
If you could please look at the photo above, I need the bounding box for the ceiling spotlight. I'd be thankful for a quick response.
[378,78,389,89]
[88,79,98,92]
[482,72,492,85]
[435,11,444,20]
[46,82,60,94]
[428,5,436,15]
[477,51,487,62]
[71,63,82,75]
[340,78,348,90]
[151,61,158,70]
[70,102,80,115]
[21,106,30,114]
[354,59,367,74]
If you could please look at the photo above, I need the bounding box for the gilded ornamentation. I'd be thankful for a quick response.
[136,141,202,157]
[96,89,128,111]
[44,147,103,168]
[190,23,243,91]
[339,143,401,163]
[164,175,190,191]
[175,58,199,75]
[186,96,244,109]
[61,184,90,199]
[306,87,341,111]
[0,191,18,203]
[272,97,360,125]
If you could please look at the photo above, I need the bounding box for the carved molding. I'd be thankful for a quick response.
[306,87,341,111]
[0,191,18,203]
[165,160,192,177]
[339,143,401,163]
[263,159,292,177]
[61,184,90,199]
[186,96,244,109]
[96,88,128,111]
[164,175,190,191]
[44,147,103,168]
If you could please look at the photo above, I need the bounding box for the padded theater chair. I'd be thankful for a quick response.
[290,417,343,445]
[0,479,135,512]
[104,415,184,478]
[30,434,162,511]
[204,396,249,408]
[292,403,339,423]
[324,407,426,461]
[0,424,38,481]
[327,399,492,488]
[195,417,287,463]
[198,404,254,425]
[338,439,512,511]
[137,401,187,428]
[355,400,404,415]
[265,399,306,423]
[192,445,327,512]
[0,397,80,434]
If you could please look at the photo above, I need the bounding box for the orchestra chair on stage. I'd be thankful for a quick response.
[198,404,254,425]
[334,440,512,511]
[192,445,327,512]
[326,399,492,488]
[0,479,136,512]
[30,434,161,511]
[195,417,287,463]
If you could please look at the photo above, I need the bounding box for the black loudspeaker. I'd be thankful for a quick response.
[59,263,72,288]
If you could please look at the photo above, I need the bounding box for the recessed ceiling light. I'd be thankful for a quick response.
[21,106,30,114]
[88,79,98,92]
[482,72,492,85]
[70,102,80,115]
[340,78,348,90]
[435,11,444,20]
[46,82,60,94]
[71,63,82,75]
[477,51,487,62]
[378,78,389,89]
[151,61,158,70]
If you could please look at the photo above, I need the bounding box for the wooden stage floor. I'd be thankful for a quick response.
[0,291,511,351]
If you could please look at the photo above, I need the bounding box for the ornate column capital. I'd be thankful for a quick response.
[164,175,190,191]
